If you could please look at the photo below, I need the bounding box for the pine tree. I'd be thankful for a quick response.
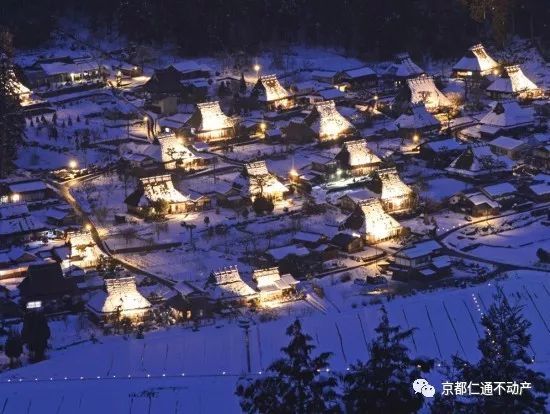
[239,72,247,94]
[4,329,23,368]
[342,307,432,413]
[236,319,340,414]
[432,290,549,414]
[21,311,51,362]
[0,28,24,178]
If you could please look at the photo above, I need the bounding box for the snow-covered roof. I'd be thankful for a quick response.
[529,183,550,196]
[482,182,517,198]
[8,180,47,194]
[407,75,451,110]
[245,160,269,177]
[266,245,310,261]
[140,175,189,203]
[478,101,534,128]
[339,189,378,203]
[196,101,234,131]
[252,267,298,293]
[395,104,439,130]
[465,192,500,208]
[208,266,256,298]
[0,215,45,236]
[395,240,441,259]
[88,277,151,315]
[340,66,376,79]
[488,136,525,151]
[360,199,402,240]
[378,168,413,201]
[453,44,498,74]
[311,100,353,140]
[40,60,99,76]
[158,133,199,166]
[259,75,290,102]
[343,139,381,166]
[487,65,539,94]
[0,202,29,219]
[447,145,513,177]
[423,138,464,152]
[383,53,424,78]
[317,88,345,100]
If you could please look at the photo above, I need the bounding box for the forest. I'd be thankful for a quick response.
[1,0,549,58]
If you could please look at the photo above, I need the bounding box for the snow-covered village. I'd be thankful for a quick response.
[0,1,549,413]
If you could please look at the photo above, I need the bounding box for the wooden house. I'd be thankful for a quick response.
[382,53,424,86]
[187,101,237,142]
[452,44,499,78]
[252,75,294,111]
[407,75,451,112]
[487,65,542,100]
[345,199,404,244]
[87,276,151,324]
[374,168,415,214]
[252,267,299,301]
[335,139,381,176]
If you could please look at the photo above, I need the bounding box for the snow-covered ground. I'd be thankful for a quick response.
[1,270,549,412]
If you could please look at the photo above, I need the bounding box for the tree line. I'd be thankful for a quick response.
[1,0,549,56]
[236,291,549,413]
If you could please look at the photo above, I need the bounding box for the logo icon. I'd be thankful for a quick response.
[413,378,436,398]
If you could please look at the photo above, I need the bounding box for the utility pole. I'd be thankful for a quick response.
[238,318,251,374]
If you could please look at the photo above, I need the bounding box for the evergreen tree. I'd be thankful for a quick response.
[342,307,432,413]
[0,28,24,178]
[431,290,549,413]
[4,329,23,368]
[21,311,51,362]
[239,73,247,94]
[236,319,340,414]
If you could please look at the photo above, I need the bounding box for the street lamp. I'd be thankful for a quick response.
[254,64,261,78]
[412,134,420,143]
[69,160,78,170]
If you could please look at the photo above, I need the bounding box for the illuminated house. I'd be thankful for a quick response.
[375,168,414,214]
[238,161,288,201]
[336,139,381,176]
[458,101,535,140]
[24,57,103,89]
[67,231,100,269]
[252,74,294,110]
[187,101,237,142]
[486,65,541,99]
[206,266,257,301]
[252,267,299,301]
[350,199,403,244]
[407,75,451,112]
[125,175,192,214]
[88,276,151,323]
[382,53,424,85]
[452,44,499,78]
[305,100,355,142]
[158,132,209,171]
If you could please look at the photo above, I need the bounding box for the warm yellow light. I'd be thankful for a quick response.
[260,122,267,132]
[133,66,138,71]
[11,193,20,202]
[116,70,122,77]
[85,224,92,231]
[413,134,420,143]
[69,160,78,169]
[289,168,298,177]
[373,95,379,100]
[492,69,499,76]
[143,116,149,123]
[254,64,261,72]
